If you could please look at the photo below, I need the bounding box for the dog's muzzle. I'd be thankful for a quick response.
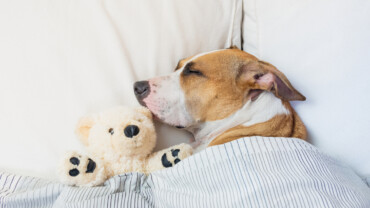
[134,81,150,105]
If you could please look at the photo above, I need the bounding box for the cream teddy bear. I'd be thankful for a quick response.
[59,106,193,187]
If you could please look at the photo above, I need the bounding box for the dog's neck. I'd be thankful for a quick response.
[187,92,299,152]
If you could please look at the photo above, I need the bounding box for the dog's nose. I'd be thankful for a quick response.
[124,125,140,138]
[134,81,150,99]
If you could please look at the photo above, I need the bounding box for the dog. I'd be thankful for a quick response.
[134,47,307,151]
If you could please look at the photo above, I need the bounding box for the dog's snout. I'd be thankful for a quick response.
[134,81,150,99]
[124,125,140,138]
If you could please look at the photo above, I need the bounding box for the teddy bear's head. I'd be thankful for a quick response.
[75,106,156,159]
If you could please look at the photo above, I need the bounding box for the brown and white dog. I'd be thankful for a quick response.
[134,47,307,152]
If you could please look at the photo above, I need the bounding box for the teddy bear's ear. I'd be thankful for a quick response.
[75,116,95,146]
[135,106,153,120]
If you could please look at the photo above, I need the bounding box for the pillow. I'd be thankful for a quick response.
[0,0,242,179]
[242,0,370,177]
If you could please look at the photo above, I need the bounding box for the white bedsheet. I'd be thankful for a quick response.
[1,137,369,208]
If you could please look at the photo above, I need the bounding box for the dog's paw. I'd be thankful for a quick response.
[161,143,193,168]
[58,151,106,187]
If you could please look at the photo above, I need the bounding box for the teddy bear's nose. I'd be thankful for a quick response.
[124,125,140,138]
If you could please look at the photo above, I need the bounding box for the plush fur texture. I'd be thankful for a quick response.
[58,106,193,187]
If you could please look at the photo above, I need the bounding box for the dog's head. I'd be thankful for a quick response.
[134,48,305,129]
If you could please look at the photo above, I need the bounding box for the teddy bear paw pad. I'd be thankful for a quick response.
[67,157,96,176]
[59,152,105,187]
[161,148,189,168]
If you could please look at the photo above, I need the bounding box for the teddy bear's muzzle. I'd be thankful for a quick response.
[124,125,140,138]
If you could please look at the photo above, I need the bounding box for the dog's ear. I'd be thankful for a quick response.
[228,45,239,49]
[238,60,306,101]
[75,116,95,146]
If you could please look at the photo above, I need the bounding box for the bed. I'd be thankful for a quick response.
[0,0,370,207]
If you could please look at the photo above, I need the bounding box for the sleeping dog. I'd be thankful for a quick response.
[134,47,307,151]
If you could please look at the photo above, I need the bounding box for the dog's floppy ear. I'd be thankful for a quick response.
[228,45,239,49]
[75,116,95,146]
[238,60,306,101]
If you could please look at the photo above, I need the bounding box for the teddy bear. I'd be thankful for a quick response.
[58,106,193,187]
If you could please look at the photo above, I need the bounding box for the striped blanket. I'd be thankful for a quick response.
[1,136,370,208]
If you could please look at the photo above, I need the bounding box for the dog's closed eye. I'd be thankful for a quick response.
[184,69,203,76]
[183,62,204,76]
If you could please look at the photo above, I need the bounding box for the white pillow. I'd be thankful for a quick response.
[242,0,370,177]
[0,0,242,179]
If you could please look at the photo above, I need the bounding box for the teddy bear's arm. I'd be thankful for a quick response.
[145,143,193,174]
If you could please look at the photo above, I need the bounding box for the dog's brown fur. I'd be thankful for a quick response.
[209,104,307,146]
[178,48,307,146]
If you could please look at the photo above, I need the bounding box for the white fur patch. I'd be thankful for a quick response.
[191,91,290,152]
[144,70,193,127]
[144,49,226,127]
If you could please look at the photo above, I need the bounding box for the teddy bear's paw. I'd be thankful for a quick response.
[58,151,106,187]
[161,143,193,168]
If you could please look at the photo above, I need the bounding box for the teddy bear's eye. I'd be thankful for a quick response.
[108,128,114,135]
